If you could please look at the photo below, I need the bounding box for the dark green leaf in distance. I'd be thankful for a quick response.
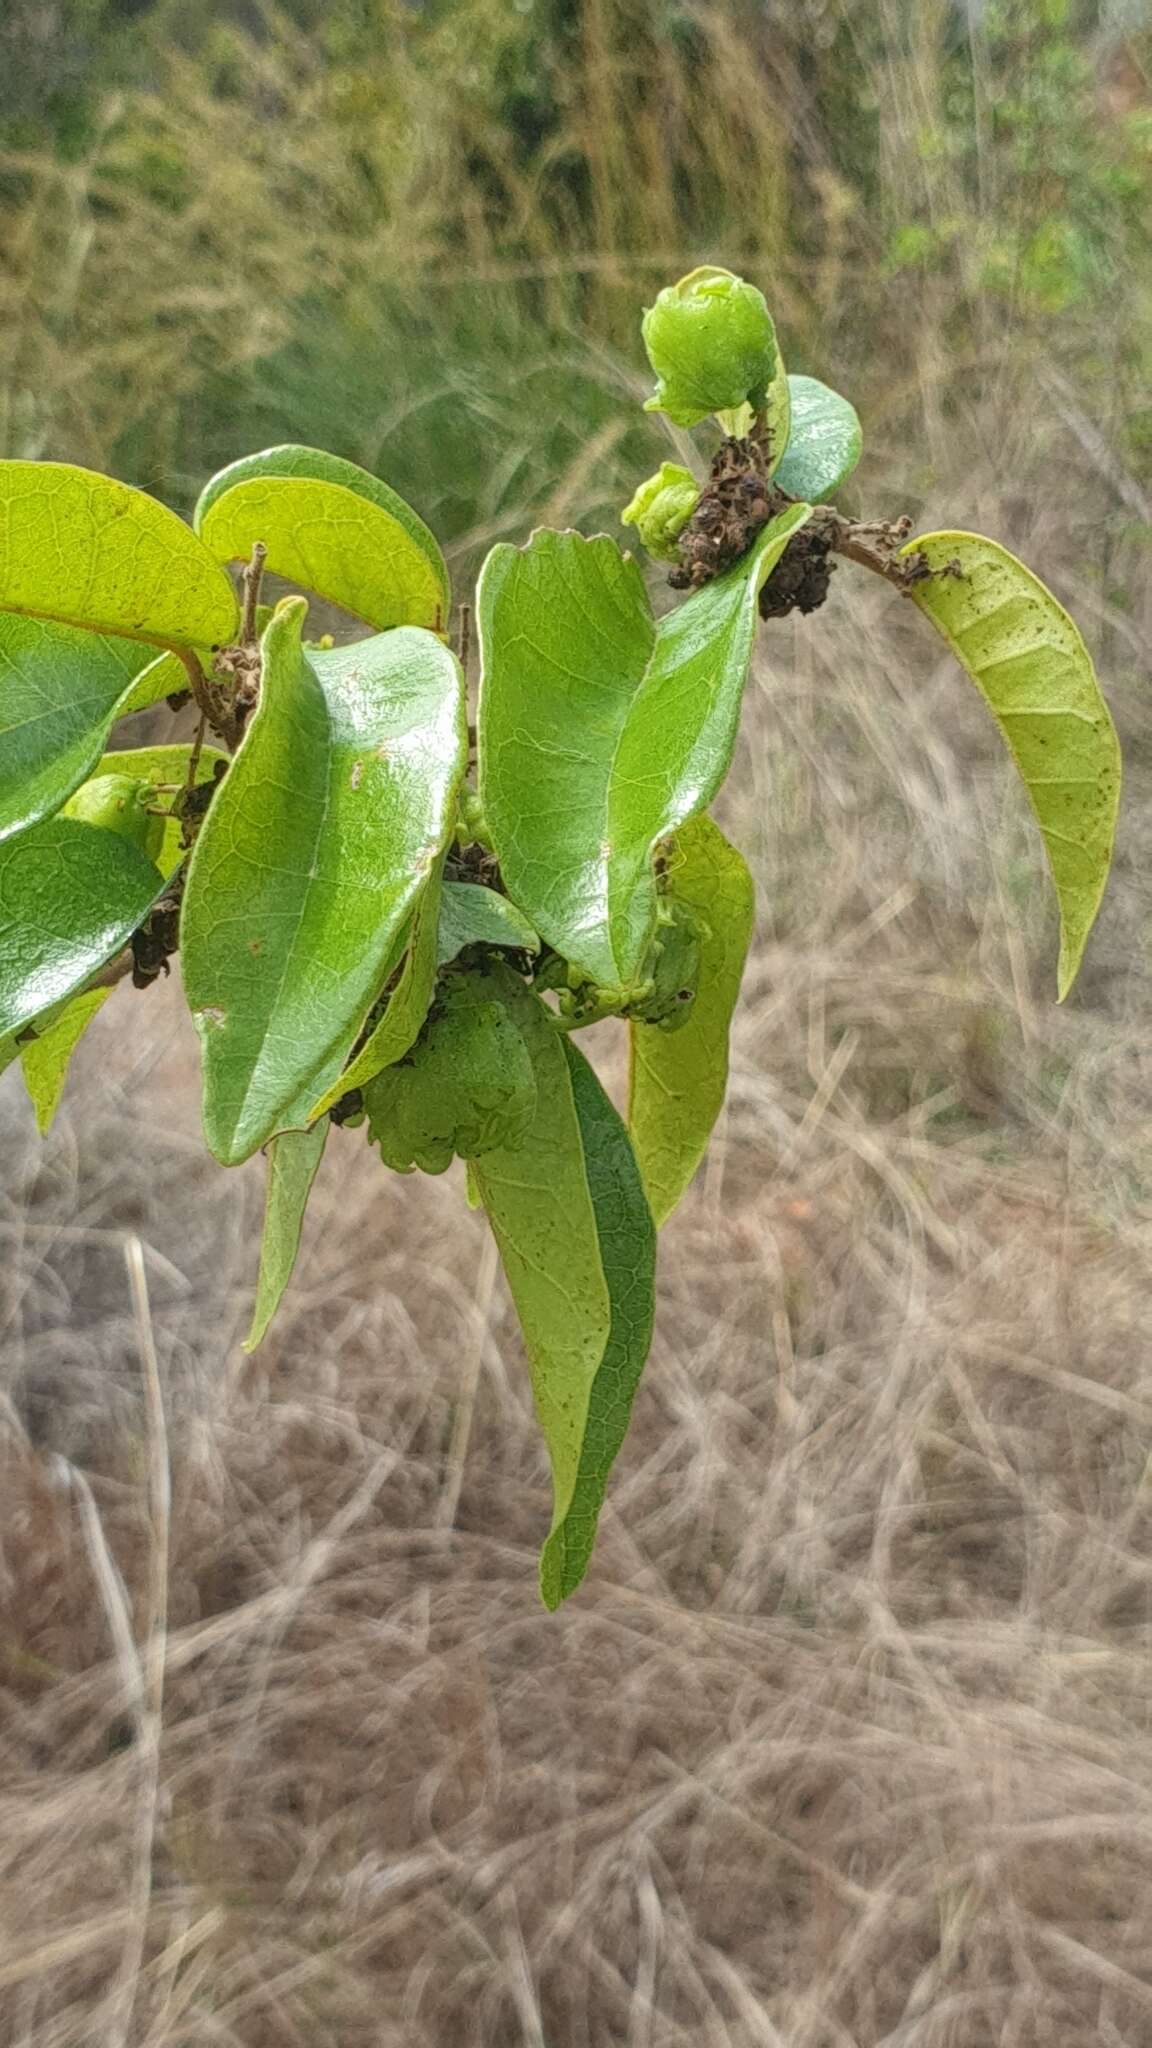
[628,814,755,1224]
[539,1040,656,1608]
[181,600,467,1165]
[477,508,808,992]
[0,460,238,649]
[901,531,1121,998]
[773,375,863,502]
[0,817,163,1038]
[469,968,612,1538]
[195,445,449,635]
[0,615,154,841]
[244,1118,330,1353]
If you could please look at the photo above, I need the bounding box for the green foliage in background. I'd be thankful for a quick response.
[0,264,1122,1603]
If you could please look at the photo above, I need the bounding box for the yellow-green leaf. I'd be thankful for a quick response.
[0,614,155,842]
[306,883,441,1120]
[902,531,1121,998]
[628,815,754,1223]
[0,460,238,648]
[243,1118,330,1352]
[18,988,111,1133]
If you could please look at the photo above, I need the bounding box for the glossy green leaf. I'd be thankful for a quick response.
[195,446,449,634]
[0,817,163,1037]
[18,988,111,1134]
[478,508,808,991]
[773,375,863,502]
[539,1040,656,1608]
[0,460,238,649]
[182,600,466,1164]
[243,1117,330,1352]
[0,615,155,841]
[469,970,612,1535]
[901,531,1121,998]
[437,880,540,966]
[93,744,229,878]
[306,885,439,1120]
[628,815,754,1223]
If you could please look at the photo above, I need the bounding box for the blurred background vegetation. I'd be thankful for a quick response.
[3,0,1151,590]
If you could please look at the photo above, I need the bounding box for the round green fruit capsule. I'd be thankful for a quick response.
[62,773,166,864]
[641,265,779,428]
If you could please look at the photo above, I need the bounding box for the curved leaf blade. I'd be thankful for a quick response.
[469,970,612,1535]
[902,532,1121,998]
[0,616,154,841]
[306,881,440,1120]
[0,817,163,1037]
[437,880,540,966]
[243,1117,330,1352]
[539,1040,656,1608]
[478,509,807,990]
[773,375,863,502]
[182,600,466,1164]
[18,987,111,1133]
[628,815,754,1224]
[0,461,238,648]
[196,454,448,635]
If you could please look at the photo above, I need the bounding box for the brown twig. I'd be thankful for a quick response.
[240,541,268,646]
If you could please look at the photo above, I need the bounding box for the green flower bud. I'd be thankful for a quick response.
[364,968,536,1175]
[621,463,700,562]
[641,266,779,428]
[62,773,165,864]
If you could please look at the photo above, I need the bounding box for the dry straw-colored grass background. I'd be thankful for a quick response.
[4,3,1152,2042]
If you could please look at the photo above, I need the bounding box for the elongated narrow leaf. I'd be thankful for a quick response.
[469,971,612,1535]
[478,509,807,991]
[901,532,1121,998]
[539,1040,656,1607]
[628,815,754,1223]
[195,446,448,634]
[774,375,862,502]
[0,461,238,648]
[437,880,540,966]
[182,600,466,1164]
[93,743,229,878]
[0,818,163,1037]
[18,988,111,1133]
[306,883,440,1119]
[0,615,155,841]
[243,1118,330,1352]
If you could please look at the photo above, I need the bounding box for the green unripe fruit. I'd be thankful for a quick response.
[632,900,704,1032]
[62,773,165,864]
[621,463,700,561]
[641,266,779,428]
[364,967,537,1175]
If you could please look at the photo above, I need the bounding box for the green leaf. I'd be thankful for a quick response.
[437,880,540,966]
[901,531,1121,999]
[773,375,863,501]
[116,647,201,716]
[306,886,439,1120]
[93,744,229,878]
[539,1040,656,1608]
[182,599,466,1164]
[478,508,808,991]
[18,988,111,1133]
[195,446,449,634]
[0,460,238,648]
[0,817,163,1037]
[628,815,754,1223]
[243,1118,330,1352]
[0,615,155,842]
[469,970,612,1537]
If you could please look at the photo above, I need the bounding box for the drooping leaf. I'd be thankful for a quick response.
[469,970,612,1536]
[0,461,238,648]
[182,600,466,1165]
[306,886,439,1120]
[539,1040,656,1608]
[437,880,540,966]
[18,988,112,1133]
[243,1117,330,1353]
[0,818,163,1038]
[195,446,449,634]
[92,744,229,878]
[0,615,161,842]
[478,509,808,992]
[773,375,863,502]
[364,964,537,1174]
[901,532,1121,998]
[628,815,755,1224]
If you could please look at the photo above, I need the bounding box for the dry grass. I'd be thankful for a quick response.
[3,356,1152,2044]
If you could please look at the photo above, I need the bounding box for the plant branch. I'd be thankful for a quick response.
[240,541,268,645]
